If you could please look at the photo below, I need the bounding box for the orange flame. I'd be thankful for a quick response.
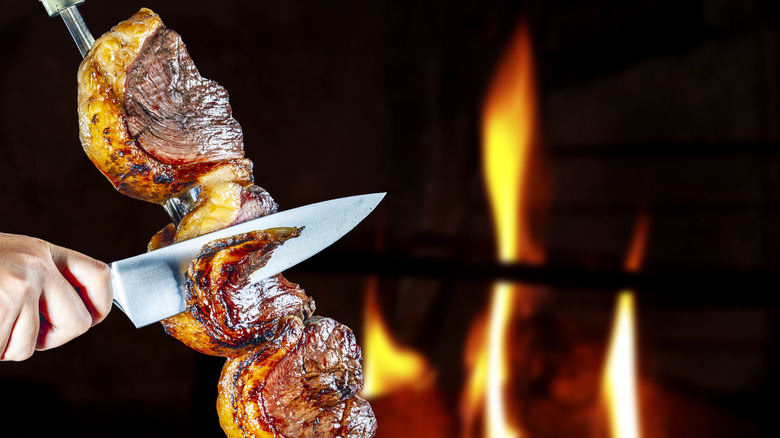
[602,214,649,438]
[482,22,544,266]
[462,20,545,438]
[462,313,489,436]
[361,276,435,399]
[623,212,649,273]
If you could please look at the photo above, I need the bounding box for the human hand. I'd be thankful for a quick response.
[0,233,113,361]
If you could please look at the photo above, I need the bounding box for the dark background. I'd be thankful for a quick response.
[0,0,778,436]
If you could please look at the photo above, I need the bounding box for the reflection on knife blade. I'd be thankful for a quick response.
[160,227,309,357]
[110,193,384,328]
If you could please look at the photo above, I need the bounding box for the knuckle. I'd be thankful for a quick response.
[0,278,29,311]
[94,259,111,275]
[18,346,35,361]
[97,262,112,293]
[3,344,35,362]
[27,253,55,278]
[11,242,50,270]
[70,305,93,335]
[23,236,51,254]
[92,262,114,320]
[77,312,92,333]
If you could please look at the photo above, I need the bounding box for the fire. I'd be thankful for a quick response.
[462,20,544,438]
[603,291,641,438]
[361,276,435,399]
[482,22,544,266]
[462,313,488,435]
[623,212,649,273]
[484,282,522,438]
[602,215,649,438]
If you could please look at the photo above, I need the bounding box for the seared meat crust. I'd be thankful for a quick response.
[263,316,377,438]
[219,317,377,438]
[77,8,251,203]
[217,316,306,438]
[161,228,315,357]
[79,8,376,438]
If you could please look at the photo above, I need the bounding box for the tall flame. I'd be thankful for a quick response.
[361,276,435,399]
[602,214,649,438]
[463,20,544,438]
[482,22,544,266]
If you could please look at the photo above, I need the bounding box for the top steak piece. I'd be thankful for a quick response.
[77,8,252,203]
[125,26,244,165]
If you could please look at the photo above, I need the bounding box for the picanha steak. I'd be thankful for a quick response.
[77,8,377,438]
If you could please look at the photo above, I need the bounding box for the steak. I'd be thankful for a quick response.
[77,8,376,438]
[125,26,244,165]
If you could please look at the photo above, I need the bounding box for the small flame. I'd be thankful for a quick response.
[603,291,641,438]
[602,214,648,438]
[462,314,488,435]
[463,20,544,438]
[361,276,435,399]
[623,212,649,273]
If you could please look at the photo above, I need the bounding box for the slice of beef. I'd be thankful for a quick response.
[262,316,378,438]
[161,229,316,357]
[339,396,379,438]
[217,316,307,437]
[77,8,254,203]
[125,26,244,165]
[230,185,279,226]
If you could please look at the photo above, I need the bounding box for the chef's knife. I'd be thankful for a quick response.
[111,193,385,328]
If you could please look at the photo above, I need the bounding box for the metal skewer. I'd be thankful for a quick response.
[161,186,202,225]
[39,0,199,225]
[39,0,93,56]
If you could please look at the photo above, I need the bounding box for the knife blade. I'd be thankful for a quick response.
[110,192,385,328]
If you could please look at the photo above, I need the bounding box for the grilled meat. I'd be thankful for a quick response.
[218,316,377,437]
[77,8,251,203]
[124,25,244,166]
[77,8,376,438]
[159,229,314,357]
